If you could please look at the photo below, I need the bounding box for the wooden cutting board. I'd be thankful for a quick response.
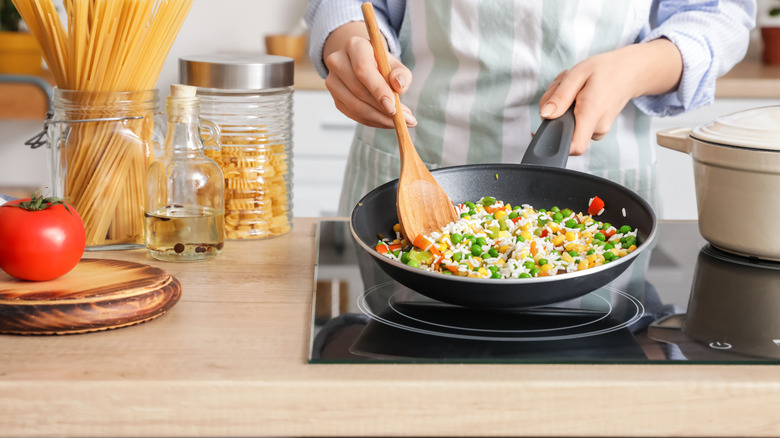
[0,258,181,335]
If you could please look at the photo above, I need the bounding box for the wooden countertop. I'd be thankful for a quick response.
[1,217,779,437]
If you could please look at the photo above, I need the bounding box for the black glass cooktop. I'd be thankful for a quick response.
[309,220,780,364]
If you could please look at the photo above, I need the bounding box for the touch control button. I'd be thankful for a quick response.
[709,341,732,350]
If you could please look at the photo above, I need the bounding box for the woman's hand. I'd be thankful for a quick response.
[539,38,683,155]
[322,21,416,128]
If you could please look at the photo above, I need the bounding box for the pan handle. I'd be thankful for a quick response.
[656,127,694,154]
[521,105,575,168]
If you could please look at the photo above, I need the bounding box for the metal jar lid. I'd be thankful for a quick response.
[179,53,294,90]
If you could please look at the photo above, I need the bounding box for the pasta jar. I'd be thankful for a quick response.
[49,88,160,249]
[179,54,294,239]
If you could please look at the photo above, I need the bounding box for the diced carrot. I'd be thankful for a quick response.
[388,243,403,251]
[375,243,390,254]
[412,234,434,251]
[603,227,617,238]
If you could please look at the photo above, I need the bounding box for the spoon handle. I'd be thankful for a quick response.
[361,2,415,160]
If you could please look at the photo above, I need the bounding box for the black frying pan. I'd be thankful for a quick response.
[350,108,658,309]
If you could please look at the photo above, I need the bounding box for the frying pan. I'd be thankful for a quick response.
[350,107,657,309]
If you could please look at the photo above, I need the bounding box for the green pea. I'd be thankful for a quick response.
[574,223,585,231]
[452,252,463,262]
[469,209,477,216]
[550,206,560,212]
[490,272,502,279]
[488,265,499,274]
[568,250,578,257]
[400,252,410,264]
[516,235,526,243]
[561,208,572,217]
[587,249,595,255]
[450,233,463,245]
[508,211,519,219]
[513,205,522,211]
[519,272,532,279]
[601,222,612,230]
[487,227,500,239]
[499,219,509,231]
[481,252,490,259]
[470,244,482,256]
[392,249,401,258]
[407,259,420,268]
[523,260,535,270]
[476,237,487,246]
[482,196,496,206]
[465,201,476,209]
[460,212,470,218]
[553,212,564,223]
[565,219,577,228]
[488,248,499,258]
[442,270,453,275]
[603,251,616,261]
[620,225,632,234]
[603,243,614,251]
[529,267,541,277]
[463,234,475,243]
[533,228,543,237]
[594,232,606,241]
[538,218,548,226]
[538,258,549,266]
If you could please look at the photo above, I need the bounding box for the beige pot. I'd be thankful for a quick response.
[656,106,780,261]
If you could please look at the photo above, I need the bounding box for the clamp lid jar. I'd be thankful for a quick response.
[179,53,294,239]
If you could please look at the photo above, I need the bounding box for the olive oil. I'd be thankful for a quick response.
[145,205,224,262]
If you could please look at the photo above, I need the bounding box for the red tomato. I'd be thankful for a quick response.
[0,197,86,281]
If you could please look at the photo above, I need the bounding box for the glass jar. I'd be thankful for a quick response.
[146,84,225,262]
[179,54,294,239]
[49,88,160,249]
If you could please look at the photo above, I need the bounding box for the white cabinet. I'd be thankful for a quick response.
[291,90,356,217]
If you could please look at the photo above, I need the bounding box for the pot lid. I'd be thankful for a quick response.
[691,106,780,151]
[179,53,294,90]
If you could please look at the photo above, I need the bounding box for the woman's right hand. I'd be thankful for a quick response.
[322,21,416,128]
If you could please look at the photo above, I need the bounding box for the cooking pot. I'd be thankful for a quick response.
[648,245,780,360]
[350,108,657,309]
[656,106,780,261]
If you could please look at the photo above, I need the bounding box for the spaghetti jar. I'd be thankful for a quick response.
[179,54,294,239]
[49,88,160,249]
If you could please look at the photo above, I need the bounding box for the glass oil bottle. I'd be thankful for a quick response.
[145,84,225,261]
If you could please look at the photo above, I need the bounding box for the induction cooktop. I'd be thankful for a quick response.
[309,220,780,364]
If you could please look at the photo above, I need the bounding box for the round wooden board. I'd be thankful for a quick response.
[0,258,182,335]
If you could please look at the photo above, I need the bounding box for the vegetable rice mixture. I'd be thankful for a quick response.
[375,196,639,279]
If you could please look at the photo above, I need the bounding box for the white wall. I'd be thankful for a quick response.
[155,0,309,94]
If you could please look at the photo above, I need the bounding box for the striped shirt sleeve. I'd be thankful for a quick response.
[633,0,756,117]
[304,0,406,78]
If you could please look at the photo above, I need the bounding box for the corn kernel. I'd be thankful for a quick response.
[540,263,554,272]
[468,272,481,278]
[521,222,531,231]
[595,254,606,264]
[628,244,637,253]
[495,210,508,220]
[561,252,573,263]
[498,245,511,253]
[437,243,448,252]
[444,250,454,259]
[440,234,451,245]
[552,234,566,246]
[565,231,577,242]
[521,230,532,240]
[610,248,619,257]
[498,230,511,239]
[392,239,401,244]
[548,222,560,233]
[565,242,576,252]
[582,231,592,239]
[578,259,590,270]
[586,254,598,264]
[478,267,489,276]
[496,259,506,267]
[618,250,628,257]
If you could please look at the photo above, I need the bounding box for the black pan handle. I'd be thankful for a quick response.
[521,104,575,168]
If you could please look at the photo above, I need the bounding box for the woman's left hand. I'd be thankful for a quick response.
[539,38,683,155]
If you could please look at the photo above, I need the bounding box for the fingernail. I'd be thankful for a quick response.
[403,110,417,127]
[395,75,406,90]
[540,102,556,118]
[380,96,396,115]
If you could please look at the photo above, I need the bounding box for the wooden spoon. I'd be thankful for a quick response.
[361,2,458,243]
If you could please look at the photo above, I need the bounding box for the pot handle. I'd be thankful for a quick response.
[521,105,575,168]
[656,127,694,154]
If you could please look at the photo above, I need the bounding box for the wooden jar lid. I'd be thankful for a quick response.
[0,258,181,335]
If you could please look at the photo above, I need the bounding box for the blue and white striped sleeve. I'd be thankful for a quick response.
[305,0,404,78]
[632,0,756,117]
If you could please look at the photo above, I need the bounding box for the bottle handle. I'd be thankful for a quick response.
[200,119,222,151]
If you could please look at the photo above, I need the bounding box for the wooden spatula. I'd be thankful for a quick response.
[361,2,458,243]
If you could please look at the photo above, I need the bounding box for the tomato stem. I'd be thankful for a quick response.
[1,189,74,215]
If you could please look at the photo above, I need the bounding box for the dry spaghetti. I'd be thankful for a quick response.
[13,0,192,246]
